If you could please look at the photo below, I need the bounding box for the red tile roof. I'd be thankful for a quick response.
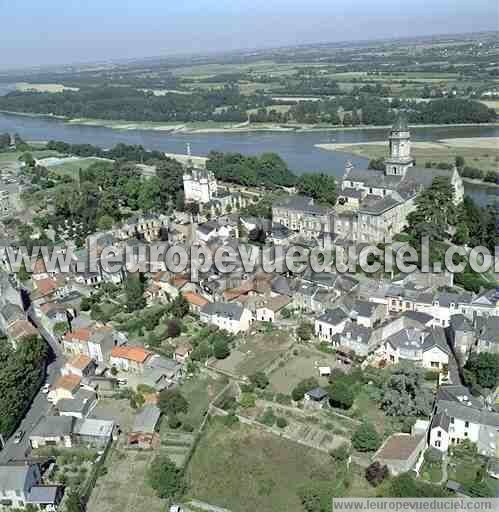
[111,346,151,364]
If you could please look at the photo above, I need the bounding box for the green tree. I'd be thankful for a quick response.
[213,338,230,359]
[352,422,381,452]
[330,443,350,462]
[328,380,354,410]
[147,455,184,499]
[249,371,270,389]
[406,176,457,243]
[124,273,146,312]
[296,321,314,342]
[97,214,114,231]
[64,489,84,512]
[297,173,337,207]
[464,353,499,389]
[158,389,189,416]
[291,377,319,402]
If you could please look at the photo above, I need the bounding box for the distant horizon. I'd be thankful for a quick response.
[1,28,497,75]
[1,0,497,71]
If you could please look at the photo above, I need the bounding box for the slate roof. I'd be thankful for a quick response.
[341,322,372,345]
[402,311,434,325]
[27,486,59,504]
[306,387,329,401]
[436,400,499,428]
[351,300,378,318]
[201,302,244,321]
[431,411,451,432]
[0,465,31,491]
[74,418,114,438]
[436,385,482,410]
[422,327,450,355]
[318,307,348,325]
[0,302,24,325]
[476,316,499,344]
[132,405,161,434]
[273,195,331,215]
[449,314,473,332]
[31,416,74,438]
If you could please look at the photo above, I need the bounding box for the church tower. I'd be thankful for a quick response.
[385,114,414,176]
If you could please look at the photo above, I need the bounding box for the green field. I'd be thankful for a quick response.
[178,373,228,429]
[186,418,352,512]
[44,157,112,177]
[322,141,499,172]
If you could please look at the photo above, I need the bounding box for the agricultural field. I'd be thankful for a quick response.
[268,345,338,394]
[178,373,228,429]
[186,418,352,512]
[87,447,166,512]
[211,329,294,378]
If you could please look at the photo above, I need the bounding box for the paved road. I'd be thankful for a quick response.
[0,305,64,462]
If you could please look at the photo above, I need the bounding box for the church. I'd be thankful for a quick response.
[333,115,464,244]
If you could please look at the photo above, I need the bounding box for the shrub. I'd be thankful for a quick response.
[352,422,381,452]
[365,462,389,487]
[259,407,276,427]
[181,422,194,433]
[276,417,288,429]
[291,377,319,402]
[330,443,350,462]
[167,414,181,430]
[249,371,270,389]
[239,392,256,409]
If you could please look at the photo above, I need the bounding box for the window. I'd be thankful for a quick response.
[450,417,454,424]
[431,362,440,368]
[437,431,442,438]
[465,421,469,428]
[435,441,441,448]
[464,432,468,437]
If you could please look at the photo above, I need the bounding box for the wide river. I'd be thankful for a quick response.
[0,111,497,207]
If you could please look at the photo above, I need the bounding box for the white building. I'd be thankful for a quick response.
[383,326,450,371]
[183,168,218,204]
[315,307,348,343]
[429,399,499,457]
[0,464,42,510]
[200,302,253,334]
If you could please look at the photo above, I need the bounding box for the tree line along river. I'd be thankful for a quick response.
[0,111,497,208]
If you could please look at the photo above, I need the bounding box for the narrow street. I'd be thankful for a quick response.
[0,305,65,462]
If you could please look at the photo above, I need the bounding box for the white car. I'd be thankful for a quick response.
[41,383,51,394]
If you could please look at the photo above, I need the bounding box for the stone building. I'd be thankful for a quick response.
[334,115,464,244]
[272,195,333,240]
[183,168,218,204]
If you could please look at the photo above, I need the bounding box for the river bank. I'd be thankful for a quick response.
[1,109,499,134]
[316,138,499,175]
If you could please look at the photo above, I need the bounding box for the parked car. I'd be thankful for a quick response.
[41,383,51,394]
[13,430,24,444]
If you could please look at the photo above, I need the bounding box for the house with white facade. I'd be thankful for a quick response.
[315,307,349,343]
[383,326,450,371]
[429,396,499,457]
[200,302,253,334]
[0,464,43,510]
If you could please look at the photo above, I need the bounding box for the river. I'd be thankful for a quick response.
[0,111,497,207]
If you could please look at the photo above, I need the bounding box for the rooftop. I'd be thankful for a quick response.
[375,433,424,461]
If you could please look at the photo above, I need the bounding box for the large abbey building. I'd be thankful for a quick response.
[333,115,464,243]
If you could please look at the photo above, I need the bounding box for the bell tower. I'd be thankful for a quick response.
[385,114,414,176]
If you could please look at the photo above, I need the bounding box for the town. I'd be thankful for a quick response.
[0,2,499,509]
[0,107,497,512]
